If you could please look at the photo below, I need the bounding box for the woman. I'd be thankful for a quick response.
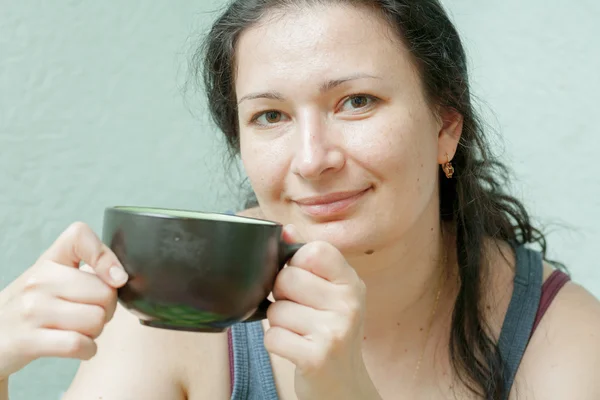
[1,1,599,399]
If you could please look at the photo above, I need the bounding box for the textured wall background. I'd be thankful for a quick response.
[0,1,598,398]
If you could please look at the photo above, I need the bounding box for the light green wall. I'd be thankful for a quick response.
[0,2,241,398]
[1,1,598,399]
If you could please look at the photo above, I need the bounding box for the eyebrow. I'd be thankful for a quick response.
[238,91,285,104]
[237,73,381,105]
[319,73,380,93]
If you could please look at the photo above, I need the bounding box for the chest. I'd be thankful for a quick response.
[269,351,477,400]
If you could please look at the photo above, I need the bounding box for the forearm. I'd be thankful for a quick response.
[0,378,8,400]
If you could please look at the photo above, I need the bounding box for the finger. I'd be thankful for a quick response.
[272,266,338,310]
[18,293,107,338]
[282,224,304,244]
[37,297,107,339]
[27,261,116,310]
[26,329,97,361]
[102,284,118,323]
[263,326,314,369]
[78,262,119,320]
[38,222,128,288]
[267,300,323,336]
[289,241,356,284]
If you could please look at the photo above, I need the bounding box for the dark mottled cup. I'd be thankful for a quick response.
[102,206,302,332]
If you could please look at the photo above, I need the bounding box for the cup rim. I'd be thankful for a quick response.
[106,206,279,226]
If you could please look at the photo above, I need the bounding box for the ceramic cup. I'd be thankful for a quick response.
[102,206,302,332]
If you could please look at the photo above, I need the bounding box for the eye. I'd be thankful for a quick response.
[251,110,289,127]
[264,111,282,123]
[338,94,378,113]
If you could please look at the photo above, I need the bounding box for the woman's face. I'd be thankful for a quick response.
[235,4,460,255]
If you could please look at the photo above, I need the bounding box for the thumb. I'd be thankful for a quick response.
[40,222,128,288]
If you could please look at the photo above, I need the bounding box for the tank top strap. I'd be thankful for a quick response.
[497,244,543,399]
[229,321,279,400]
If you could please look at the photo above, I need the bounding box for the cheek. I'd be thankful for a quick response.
[240,136,289,201]
[346,110,438,184]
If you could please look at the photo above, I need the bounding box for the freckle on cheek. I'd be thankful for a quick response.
[364,249,375,255]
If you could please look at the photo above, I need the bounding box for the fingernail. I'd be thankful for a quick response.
[109,266,128,285]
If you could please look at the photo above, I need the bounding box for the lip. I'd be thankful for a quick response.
[293,188,370,218]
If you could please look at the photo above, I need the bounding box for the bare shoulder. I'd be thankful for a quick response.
[482,241,600,398]
[64,303,230,400]
[513,268,600,399]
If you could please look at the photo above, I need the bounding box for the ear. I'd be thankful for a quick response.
[436,107,463,164]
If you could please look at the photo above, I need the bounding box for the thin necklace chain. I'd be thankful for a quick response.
[411,247,447,383]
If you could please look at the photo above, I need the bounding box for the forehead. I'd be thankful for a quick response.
[234,4,417,95]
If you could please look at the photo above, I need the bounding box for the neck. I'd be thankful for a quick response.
[345,206,456,353]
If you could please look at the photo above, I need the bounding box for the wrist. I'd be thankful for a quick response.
[357,381,382,399]
[353,362,382,400]
[0,377,8,398]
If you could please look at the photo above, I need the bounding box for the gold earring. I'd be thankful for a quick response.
[443,153,454,179]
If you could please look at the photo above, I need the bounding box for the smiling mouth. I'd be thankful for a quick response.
[293,188,371,218]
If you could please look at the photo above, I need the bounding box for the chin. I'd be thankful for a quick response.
[296,215,383,256]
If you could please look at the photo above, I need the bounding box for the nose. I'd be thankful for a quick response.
[290,112,345,180]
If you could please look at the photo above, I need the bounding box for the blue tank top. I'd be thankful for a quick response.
[227,244,568,400]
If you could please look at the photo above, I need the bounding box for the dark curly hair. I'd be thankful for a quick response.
[191,1,561,398]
